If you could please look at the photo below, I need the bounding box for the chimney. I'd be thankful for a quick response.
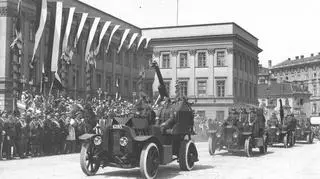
[300,55,304,59]
[288,58,291,61]
[268,60,272,69]
[311,53,314,57]
[295,56,299,60]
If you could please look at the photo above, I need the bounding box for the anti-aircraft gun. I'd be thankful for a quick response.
[78,60,198,179]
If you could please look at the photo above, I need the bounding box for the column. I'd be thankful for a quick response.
[171,50,178,97]
[208,49,215,97]
[227,47,234,97]
[189,49,196,98]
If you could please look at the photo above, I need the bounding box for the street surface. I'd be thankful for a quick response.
[0,140,319,179]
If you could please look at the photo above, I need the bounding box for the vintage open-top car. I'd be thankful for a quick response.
[79,61,198,179]
[295,113,314,143]
[208,107,267,157]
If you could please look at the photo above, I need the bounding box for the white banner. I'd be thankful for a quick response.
[128,33,138,49]
[50,1,62,72]
[74,13,88,48]
[85,17,100,61]
[117,29,130,53]
[137,36,146,50]
[106,25,120,53]
[31,0,47,62]
[94,21,111,55]
[62,7,75,51]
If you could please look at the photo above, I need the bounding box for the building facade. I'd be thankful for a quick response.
[142,23,262,120]
[0,0,152,110]
[271,53,320,115]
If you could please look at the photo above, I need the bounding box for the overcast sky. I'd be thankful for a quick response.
[80,0,320,67]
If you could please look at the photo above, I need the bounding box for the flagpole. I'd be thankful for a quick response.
[49,74,54,95]
[176,0,179,26]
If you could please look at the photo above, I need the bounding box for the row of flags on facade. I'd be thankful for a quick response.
[14,0,152,87]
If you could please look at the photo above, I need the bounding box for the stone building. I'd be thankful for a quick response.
[0,0,152,110]
[271,53,320,115]
[142,23,262,120]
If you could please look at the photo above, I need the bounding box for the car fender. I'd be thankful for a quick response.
[242,132,252,136]
[79,133,100,141]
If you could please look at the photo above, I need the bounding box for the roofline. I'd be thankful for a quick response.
[71,0,141,30]
[142,22,259,41]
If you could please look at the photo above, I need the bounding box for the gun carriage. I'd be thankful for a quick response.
[294,113,314,144]
[208,107,267,157]
[79,61,198,179]
[266,99,296,148]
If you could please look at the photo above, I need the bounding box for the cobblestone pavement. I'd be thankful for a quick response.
[0,140,319,179]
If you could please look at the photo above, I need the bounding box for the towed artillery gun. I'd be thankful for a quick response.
[266,99,296,148]
[79,61,198,179]
[208,107,268,157]
[294,112,314,144]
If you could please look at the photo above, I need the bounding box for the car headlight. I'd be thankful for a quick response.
[120,136,129,147]
[216,132,222,138]
[276,131,280,135]
[233,132,239,138]
[93,136,102,146]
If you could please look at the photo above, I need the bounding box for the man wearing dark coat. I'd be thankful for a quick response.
[15,115,28,158]
[4,115,17,159]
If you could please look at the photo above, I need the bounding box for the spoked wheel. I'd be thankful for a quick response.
[140,142,160,179]
[208,135,217,155]
[283,134,288,148]
[179,140,198,171]
[244,137,253,157]
[80,142,101,176]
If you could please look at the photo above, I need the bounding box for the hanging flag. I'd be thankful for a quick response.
[137,36,146,50]
[128,33,138,49]
[74,13,88,48]
[62,7,75,52]
[51,1,63,72]
[144,37,151,48]
[117,29,130,53]
[31,0,47,63]
[53,71,63,90]
[94,21,111,55]
[85,17,100,61]
[10,0,23,50]
[105,25,120,53]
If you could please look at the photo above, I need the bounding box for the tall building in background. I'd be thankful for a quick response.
[271,53,320,115]
[142,23,262,120]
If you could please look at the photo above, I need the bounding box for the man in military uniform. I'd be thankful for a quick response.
[15,114,28,158]
[0,113,5,159]
[224,108,239,126]
[267,112,279,127]
[4,114,17,159]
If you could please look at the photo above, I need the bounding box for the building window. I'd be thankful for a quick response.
[312,103,317,114]
[197,111,206,118]
[240,82,243,97]
[106,77,111,92]
[162,54,170,68]
[29,21,35,42]
[179,81,188,96]
[197,80,207,95]
[164,81,170,96]
[197,52,206,67]
[233,81,237,97]
[217,51,225,66]
[216,111,225,121]
[133,54,138,68]
[216,80,225,97]
[179,53,188,68]
[96,73,102,89]
[313,84,317,96]
[124,80,129,95]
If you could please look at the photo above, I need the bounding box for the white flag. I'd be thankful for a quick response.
[94,21,111,55]
[85,17,100,61]
[50,1,62,72]
[137,36,146,50]
[74,13,88,49]
[128,33,138,49]
[106,25,120,53]
[117,29,130,53]
[31,0,47,63]
[144,37,151,48]
[62,7,75,51]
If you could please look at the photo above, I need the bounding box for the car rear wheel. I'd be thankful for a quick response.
[283,134,288,148]
[140,142,160,179]
[80,142,100,176]
[208,135,217,155]
[244,137,253,157]
[179,140,198,171]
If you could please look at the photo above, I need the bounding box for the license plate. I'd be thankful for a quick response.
[112,125,122,129]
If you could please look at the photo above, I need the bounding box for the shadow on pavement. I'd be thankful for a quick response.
[98,164,214,179]
[215,150,274,158]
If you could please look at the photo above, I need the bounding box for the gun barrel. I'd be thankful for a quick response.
[151,61,169,98]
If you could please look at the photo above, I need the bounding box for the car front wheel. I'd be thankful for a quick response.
[140,142,160,179]
[179,140,198,171]
[80,142,100,176]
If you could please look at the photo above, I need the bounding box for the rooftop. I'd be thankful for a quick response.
[272,53,320,69]
[258,82,311,98]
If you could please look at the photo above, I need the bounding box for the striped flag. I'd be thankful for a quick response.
[74,13,88,48]
[85,17,100,61]
[50,1,63,72]
[62,7,75,52]
[117,29,130,53]
[106,25,120,53]
[137,36,146,50]
[144,37,151,48]
[31,0,47,63]
[10,0,23,50]
[128,33,138,49]
[94,21,111,55]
